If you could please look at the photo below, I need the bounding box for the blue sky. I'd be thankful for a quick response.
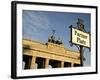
[22,10,91,66]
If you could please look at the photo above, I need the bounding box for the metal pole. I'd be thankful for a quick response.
[80,45,83,66]
[77,18,84,66]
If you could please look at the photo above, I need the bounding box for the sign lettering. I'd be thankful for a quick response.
[71,28,90,47]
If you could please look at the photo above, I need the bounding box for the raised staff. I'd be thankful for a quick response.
[69,18,90,66]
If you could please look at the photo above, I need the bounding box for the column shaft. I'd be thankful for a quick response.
[71,63,74,67]
[30,56,36,69]
[45,58,49,68]
[61,61,64,68]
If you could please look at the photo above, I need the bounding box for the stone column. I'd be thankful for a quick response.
[61,61,64,68]
[45,58,49,68]
[30,56,36,69]
[71,63,74,67]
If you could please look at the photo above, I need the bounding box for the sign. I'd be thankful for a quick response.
[71,28,90,47]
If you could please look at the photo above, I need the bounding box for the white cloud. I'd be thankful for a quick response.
[23,10,51,32]
[22,10,52,42]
